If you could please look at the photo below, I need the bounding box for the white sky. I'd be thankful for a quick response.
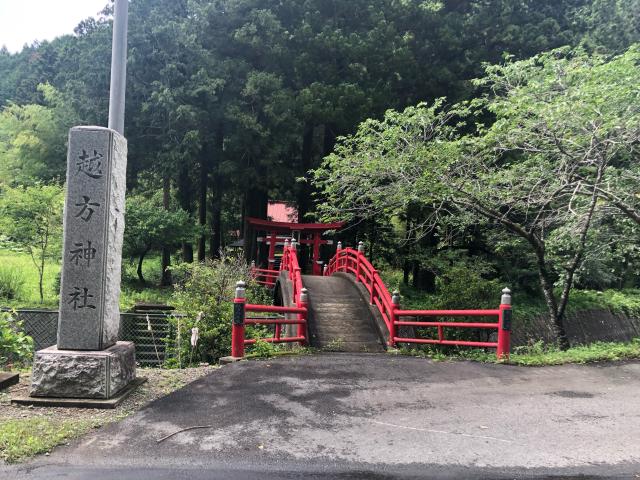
[0,0,109,53]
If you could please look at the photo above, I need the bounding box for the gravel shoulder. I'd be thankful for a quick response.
[0,366,217,462]
[0,366,218,423]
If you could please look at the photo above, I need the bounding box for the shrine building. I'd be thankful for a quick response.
[248,201,344,276]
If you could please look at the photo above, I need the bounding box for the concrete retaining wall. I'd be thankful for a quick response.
[512,309,640,347]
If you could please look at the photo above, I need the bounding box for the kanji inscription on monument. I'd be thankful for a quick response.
[57,126,127,351]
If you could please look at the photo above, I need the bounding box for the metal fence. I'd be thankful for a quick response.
[2,308,182,366]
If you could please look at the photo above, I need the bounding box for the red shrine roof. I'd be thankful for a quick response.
[247,216,345,232]
[267,201,298,223]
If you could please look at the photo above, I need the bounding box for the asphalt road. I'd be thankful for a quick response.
[4,353,640,479]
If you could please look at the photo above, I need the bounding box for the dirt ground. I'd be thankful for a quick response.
[0,366,218,424]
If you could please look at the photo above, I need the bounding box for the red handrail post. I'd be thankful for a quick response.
[297,287,309,344]
[497,287,512,360]
[291,238,298,280]
[282,239,290,272]
[356,241,365,282]
[294,267,302,299]
[267,231,277,284]
[369,270,376,304]
[389,290,400,348]
[274,323,281,340]
[231,281,246,358]
[336,241,343,272]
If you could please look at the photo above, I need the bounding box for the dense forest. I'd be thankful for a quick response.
[1,0,639,346]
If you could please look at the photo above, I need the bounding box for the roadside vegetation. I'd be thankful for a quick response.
[394,339,640,367]
[0,418,99,464]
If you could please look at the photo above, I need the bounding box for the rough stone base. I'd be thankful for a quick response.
[30,341,136,399]
[13,377,146,409]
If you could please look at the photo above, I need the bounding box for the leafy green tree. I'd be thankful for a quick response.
[0,184,64,303]
[0,84,77,185]
[123,193,198,285]
[314,46,640,348]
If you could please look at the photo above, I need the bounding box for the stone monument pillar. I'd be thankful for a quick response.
[29,126,136,399]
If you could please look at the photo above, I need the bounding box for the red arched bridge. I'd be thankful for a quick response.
[230,241,511,360]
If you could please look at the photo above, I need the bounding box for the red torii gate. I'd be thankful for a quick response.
[247,217,344,276]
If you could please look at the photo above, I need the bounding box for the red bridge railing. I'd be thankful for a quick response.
[250,261,279,288]
[325,242,511,359]
[231,239,308,359]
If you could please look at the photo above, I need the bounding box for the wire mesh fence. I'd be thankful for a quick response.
[2,308,183,366]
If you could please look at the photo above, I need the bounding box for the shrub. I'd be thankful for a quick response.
[0,266,25,301]
[387,262,503,352]
[250,339,278,358]
[167,251,271,366]
[435,264,502,310]
[0,310,34,368]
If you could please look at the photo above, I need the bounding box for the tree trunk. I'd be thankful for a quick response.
[420,227,438,293]
[160,177,173,287]
[403,261,411,285]
[557,165,604,324]
[465,199,571,349]
[210,123,224,259]
[243,185,268,263]
[197,143,210,262]
[137,247,150,284]
[323,123,337,156]
[177,161,194,263]
[38,266,44,304]
[533,244,569,349]
[412,261,420,289]
[182,241,194,264]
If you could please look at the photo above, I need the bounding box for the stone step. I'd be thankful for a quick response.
[302,274,385,353]
[311,322,379,332]
[311,307,368,315]
[312,321,374,330]
[312,335,381,344]
[315,341,384,353]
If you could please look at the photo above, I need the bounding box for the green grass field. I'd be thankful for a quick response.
[0,248,60,307]
[0,248,172,309]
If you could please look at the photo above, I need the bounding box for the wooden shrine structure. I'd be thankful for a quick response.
[247,217,344,276]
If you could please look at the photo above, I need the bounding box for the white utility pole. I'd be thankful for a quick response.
[107,0,129,135]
